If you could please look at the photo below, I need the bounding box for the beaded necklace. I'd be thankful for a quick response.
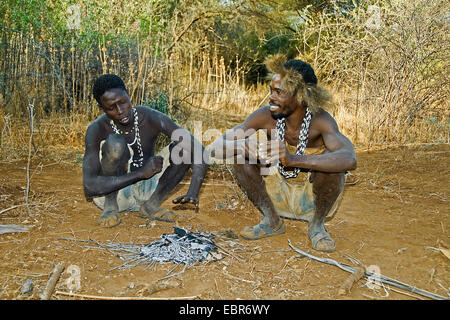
[275,108,312,179]
[110,107,144,168]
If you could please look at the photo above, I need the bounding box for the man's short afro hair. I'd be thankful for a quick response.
[92,74,128,105]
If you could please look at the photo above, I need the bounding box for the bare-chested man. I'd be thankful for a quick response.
[83,74,207,227]
[209,54,356,252]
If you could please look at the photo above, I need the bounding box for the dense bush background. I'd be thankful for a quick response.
[0,0,448,159]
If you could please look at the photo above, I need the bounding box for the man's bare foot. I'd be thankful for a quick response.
[98,210,121,228]
[139,203,179,222]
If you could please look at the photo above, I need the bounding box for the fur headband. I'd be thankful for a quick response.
[264,54,332,113]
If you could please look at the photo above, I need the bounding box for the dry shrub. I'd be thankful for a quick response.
[1,0,448,163]
[0,108,92,161]
[296,0,449,147]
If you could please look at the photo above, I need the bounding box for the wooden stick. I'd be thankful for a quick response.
[288,239,447,300]
[215,243,246,262]
[40,262,65,300]
[388,287,424,300]
[0,224,33,235]
[222,270,258,284]
[214,278,223,299]
[338,267,365,295]
[25,102,34,213]
[178,182,234,186]
[55,291,199,300]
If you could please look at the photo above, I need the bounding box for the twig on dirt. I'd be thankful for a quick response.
[280,254,305,272]
[0,224,34,235]
[178,181,234,186]
[55,291,199,300]
[25,101,34,214]
[109,256,142,272]
[40,262,65,300]
[338,267,365,296]
[158,264,187,281]
[0,240,22,244]
[214,278,223,299]
[57,237,104,244]
[262,249,292,254]
[436,282,449,296]
[357,241,365,254]
[345,179,359,185]
[288,239,448,300]
[222,270,258,285]
[388,286,424,300]
[88,237,121,259]
[342,253,364,267]
[361,293,382,300]
[338,253,367,295]
[429,268,435,283]
[215,242,246,262]
[112,232,120,242]
[49,230,89,236]
[288,240,354,272]
[25,272,52,278]
[167,263,182,277]
[0,204,26,215]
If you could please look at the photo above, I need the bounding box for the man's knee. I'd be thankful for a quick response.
[167,142,191,170]
[102,134,129,161]
[168,141,177,153]
[232,163,262,180]
[311,172,345,195]
[233,163,249,175]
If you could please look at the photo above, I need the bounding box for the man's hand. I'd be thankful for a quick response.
[140,156,164,179]
[259,140,293,166]
[236,138,265,164]
[172,194,199,212]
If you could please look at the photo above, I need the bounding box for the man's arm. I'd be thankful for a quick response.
[156,112,208,205]
[82,123,162,199]
[208,106,272,161]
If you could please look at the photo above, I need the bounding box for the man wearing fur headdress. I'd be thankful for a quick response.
[209,54,356,252]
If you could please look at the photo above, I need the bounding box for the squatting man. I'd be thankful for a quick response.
[208,54,357,252]
[82,74,208,228]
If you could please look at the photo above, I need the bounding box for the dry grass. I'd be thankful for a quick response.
[0,1,448,161]
[0,108,92,161]
[297,0,449,147]
[332,89,449,147]
[1,82,448,162]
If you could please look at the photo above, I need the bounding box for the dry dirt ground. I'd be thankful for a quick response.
[0,143,449,301]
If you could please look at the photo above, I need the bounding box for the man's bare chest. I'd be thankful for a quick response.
[270,125,323,149]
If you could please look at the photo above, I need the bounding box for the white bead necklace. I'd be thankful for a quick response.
[110,107,144,168]
[275,108,312,179]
